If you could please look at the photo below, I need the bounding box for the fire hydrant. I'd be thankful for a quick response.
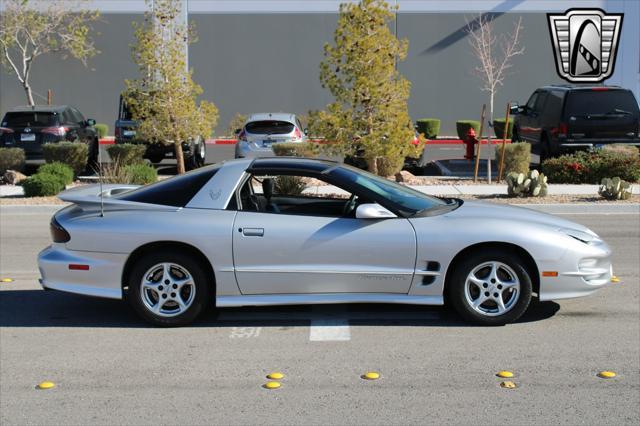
[464,127,478,160]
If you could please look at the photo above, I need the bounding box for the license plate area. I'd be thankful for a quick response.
[123,130,136,137]
[21,133,36,142]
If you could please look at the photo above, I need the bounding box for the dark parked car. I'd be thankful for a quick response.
[0,105,98,166]
[114,94,206,170]
[511,85,640,162]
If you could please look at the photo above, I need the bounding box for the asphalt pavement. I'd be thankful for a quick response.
[0,205,638,425]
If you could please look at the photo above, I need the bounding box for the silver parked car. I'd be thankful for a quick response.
[234,113,307,158]
[39,158,615,326]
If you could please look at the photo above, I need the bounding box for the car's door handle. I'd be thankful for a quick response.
[241,228,264,237]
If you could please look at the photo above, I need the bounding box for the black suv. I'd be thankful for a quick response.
[114,93,206,170]
[0,105,98,165]
[511,85,640,162]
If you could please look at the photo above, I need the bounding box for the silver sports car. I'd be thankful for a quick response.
[38,158,614,326]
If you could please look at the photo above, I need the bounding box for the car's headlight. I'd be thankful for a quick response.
[561,228,601,245]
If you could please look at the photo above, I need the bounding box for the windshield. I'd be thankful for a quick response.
[566,90,639,116]
[329,165,448,215]
[2,112,57,127]
[246,120,295,135]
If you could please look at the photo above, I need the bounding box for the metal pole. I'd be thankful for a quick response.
[47,89,52,105]
[497,103,511,182]
[473,104,486,183]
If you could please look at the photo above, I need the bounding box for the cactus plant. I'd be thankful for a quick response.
[506,169,548,197]
[599,177,632,200]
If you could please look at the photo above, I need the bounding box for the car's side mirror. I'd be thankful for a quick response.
[234,128,242,135]
[304,128,309,135]
[355,203,396,219]
[509,104,520,115]
[86,118,96,126]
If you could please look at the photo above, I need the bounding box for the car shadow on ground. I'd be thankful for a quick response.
[0,289,560,328]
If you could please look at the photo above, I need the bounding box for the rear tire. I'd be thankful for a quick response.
[128,252,212,326]
[185,138,205,171]
[447,249,532,326]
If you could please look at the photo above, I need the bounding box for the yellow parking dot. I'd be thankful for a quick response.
[1,278,14,283]
[500,381,517,389]
[362,372,380,380]
[597,371,616,379]
[266,372,284,380]
[36,381,55,390]
[610,276,621,283]
[263,381,281,389]
[496,371,514,378]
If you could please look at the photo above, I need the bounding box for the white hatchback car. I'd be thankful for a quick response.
[234,113,307,158]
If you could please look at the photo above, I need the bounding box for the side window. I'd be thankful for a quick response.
[236,173,366,217]
[525,92,539,111]
[71,108,85,124]
[61,110,73,125]
[543,91,564,123]
[534,92,548,113]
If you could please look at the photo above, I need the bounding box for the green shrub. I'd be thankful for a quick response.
[42,142,88,175]
[455,120,481,140]
[21,173,66,197]
[493,118,514,139]
[107,143,147,166]
[122,164,157,185]
[415,118,440,139]
[38,162,74,185]
[94,123,109,138]
[496,142,531,175]
[272,142,319,158]
[543,150,640,184]
[274,176,307,196]
[0,147,25,174]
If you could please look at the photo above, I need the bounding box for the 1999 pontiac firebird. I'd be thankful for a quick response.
[39,158,614,326]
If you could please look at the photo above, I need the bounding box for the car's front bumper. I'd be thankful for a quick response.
[538,239,615,301]
[38,244,127,299]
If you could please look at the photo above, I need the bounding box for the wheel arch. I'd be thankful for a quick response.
[444,242,540,297]
[121,241,216,296]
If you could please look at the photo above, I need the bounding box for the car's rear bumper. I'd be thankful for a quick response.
[38,244,126,299]
[559,138,640,151]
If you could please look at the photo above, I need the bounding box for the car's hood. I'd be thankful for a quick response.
[442,200,595,235]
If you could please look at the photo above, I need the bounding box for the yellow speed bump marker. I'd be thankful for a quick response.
[1,278,14,283]
[597,371,617,379]
[263,381,281,389]
[610,276,621,283]
[36,381,55,390]
[496,371,514,378]
[266,372,284,380]
[500,381,517,389]
[362,372,380,380]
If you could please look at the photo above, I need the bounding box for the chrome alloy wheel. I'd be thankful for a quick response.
[140,263,196,317]
[463,261,520,317]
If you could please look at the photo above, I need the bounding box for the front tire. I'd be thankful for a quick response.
[128,252,211,326]
[448,249,532,326]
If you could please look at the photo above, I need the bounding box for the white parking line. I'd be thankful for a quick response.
[309,319,351,341]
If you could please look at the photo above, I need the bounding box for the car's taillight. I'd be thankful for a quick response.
[0,127,14,134]
[293,127,302,139]
[592,87,609,91]
[238,129,247,141]
[50,217,70,243]
[558,122,568,136]
[114,127,121,138]
[42,126,68,137]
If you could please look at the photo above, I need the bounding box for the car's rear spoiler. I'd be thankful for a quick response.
[58,184,179,213]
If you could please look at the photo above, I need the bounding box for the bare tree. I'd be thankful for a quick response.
[466,14,524,134]
[0,0,100,105]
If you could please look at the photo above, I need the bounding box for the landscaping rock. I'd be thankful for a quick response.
[4,170,27,185]
[395,170,415,183]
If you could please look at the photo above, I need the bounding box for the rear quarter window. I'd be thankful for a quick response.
[119,166,220,207]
